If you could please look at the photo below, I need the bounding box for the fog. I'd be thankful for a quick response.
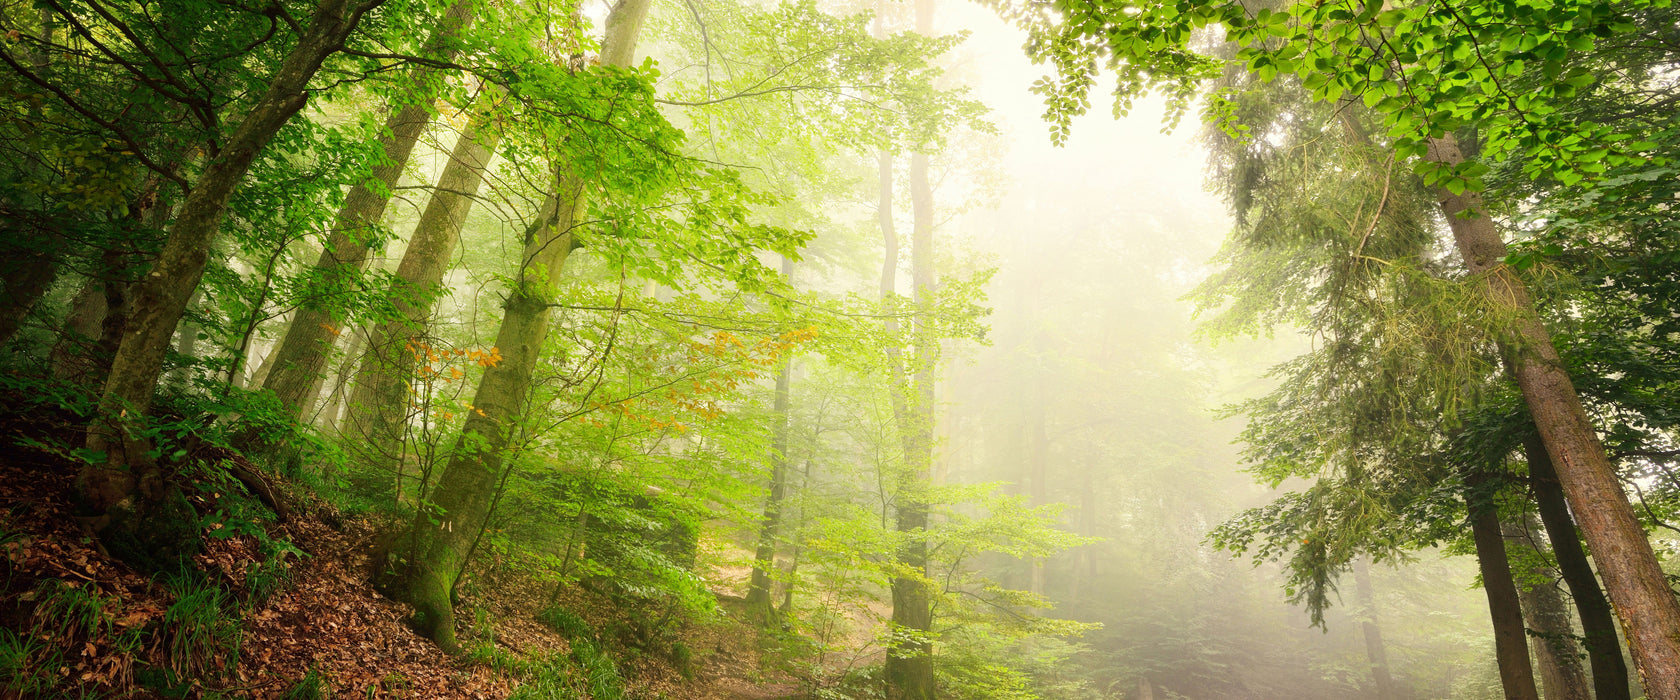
[8,0,1657,694]
[903,5,1513,697]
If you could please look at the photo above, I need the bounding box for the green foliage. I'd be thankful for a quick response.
[503,653,584,700]
[158,571,243,680]
[475,622,617,700]
[992,0,1668,191]
[0,628,54,696]
[280,666,336,700]
[537,607,595,641]
[31,579,113,643]
[569,639,624,700]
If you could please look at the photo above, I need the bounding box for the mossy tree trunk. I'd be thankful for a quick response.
[259,0,477,423]
[398,0,652,650]
[1503,519,1591,700]
[747,259,795,621]
[82,0,379,528]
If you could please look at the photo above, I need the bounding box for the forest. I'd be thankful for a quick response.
[0,0,1678,696]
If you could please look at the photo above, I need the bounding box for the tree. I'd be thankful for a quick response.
[258,1,478,424]
[80,0,393,532]
[342,103,505,482]
[989,0,1680,689]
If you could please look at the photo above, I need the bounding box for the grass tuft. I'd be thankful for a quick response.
[159,571,242,679]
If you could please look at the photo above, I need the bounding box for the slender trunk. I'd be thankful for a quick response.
[400,0,651,650]
[747,265,795,618]
[343,112,502,473]
[1503,519,1592,700]
[0,9,70,347]
[81,0,376,523]
[1070,468,1093,605]
[1027,392,1047,597]
[315,329,365,432]
[1354,558,1403,700]
[780,542,802,613]
[1525,433,1633,700]
[51,278,110,385]
[780,456,814,614]
[167,288,204,388]
[92,248,135,389]
[1467,487,1541,700]
[405,183,580,651]
[260,1,476,422]
[885,0,937,681]
[0,252,59,347]
[1428,134,1680,697]
[1136,678,1155,700]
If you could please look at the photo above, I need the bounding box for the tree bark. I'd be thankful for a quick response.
[80,0,379,524]
[747,258,796,619]
[51,277,110,386]
[885,1,937,682]
[1502,519,1592,700]
[1428,134,1680,697]
[259,0,476,423]
[1353,558,1403,700]
[0,250,60,347]
[399,0,651,650]
[343,112,502,474]
[1525,433,1632,700]
[1467,491,1541,700]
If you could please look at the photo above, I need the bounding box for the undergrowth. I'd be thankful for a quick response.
[159,570,242,680]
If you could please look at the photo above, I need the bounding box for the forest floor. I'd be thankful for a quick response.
[0,392,804,699]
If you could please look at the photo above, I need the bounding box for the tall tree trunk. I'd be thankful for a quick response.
[885,0,937,679]
[0,10,64,348]
[1467,486,1541,700]
[260,1,476,422]
[1070,467,1094,605]
[1027,388,1047,597]
[1428,134,1680,697]
[0,251,60,347]
[402,186,582,651]
[398,0,652,651]
[1525,433,1633,700]
[747,257,796,620]
[1353,558,1403,700]
[343,111,502,474]
[52,278,110,385]
[1503,519,1592,700]
[81,0,379,525]
[167,288,204,388]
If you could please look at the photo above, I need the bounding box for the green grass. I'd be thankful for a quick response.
[536,606,595,641]
[504,653,583,700]
[31,579,112,642]
[280,665,335,700]
[0,628,55,696]
[160,571,242,679]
